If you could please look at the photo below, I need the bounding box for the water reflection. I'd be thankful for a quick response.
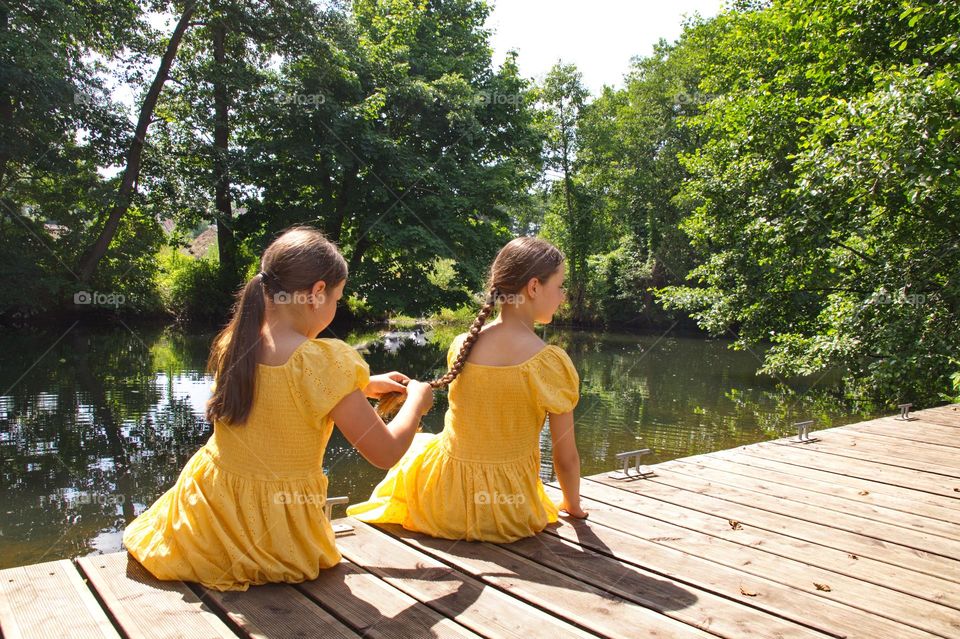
[0,324,878,568]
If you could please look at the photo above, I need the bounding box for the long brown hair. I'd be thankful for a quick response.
[377,236,564,416]
[206,226,348,425]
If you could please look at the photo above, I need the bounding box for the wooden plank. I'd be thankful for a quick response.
[76,553,236,639]
[375,523,714,639]
[810,428,960,464]
[636,466,960,560]
[663,458,960,540]
[296,557,479,638]
[722,446,960,513]
[193,583,359,639]
[576,478,960,610]
[843,417,960,448]
[914,412,960,429]
[496,519,831,638]
[544,484,960,638]
[583,475,960,582]
[699,449,960,525]
[335,520,596,639]
[0,559,119,639]
[744,441,960,500]
[772,432,960,478]
[921,405,960,426]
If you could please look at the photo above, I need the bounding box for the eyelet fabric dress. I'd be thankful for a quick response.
[346,333,580,542]
[122,338,370,591]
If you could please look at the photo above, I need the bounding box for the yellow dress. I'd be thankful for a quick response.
[346,334,579,542]
[123,339,369,591]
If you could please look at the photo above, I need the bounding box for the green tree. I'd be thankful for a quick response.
[658,0,960,407]
[538,62,592,320]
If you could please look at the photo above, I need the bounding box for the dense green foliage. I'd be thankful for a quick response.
[1,0,956,406]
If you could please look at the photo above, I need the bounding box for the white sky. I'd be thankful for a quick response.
[487,0,724,94]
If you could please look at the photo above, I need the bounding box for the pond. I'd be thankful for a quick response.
[0,322,880,569]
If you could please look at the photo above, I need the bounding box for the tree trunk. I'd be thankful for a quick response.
[77,2,196,282]
[0,5,13,189]
[211,19,238,282]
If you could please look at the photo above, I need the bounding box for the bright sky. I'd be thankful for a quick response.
[487,0,724,94]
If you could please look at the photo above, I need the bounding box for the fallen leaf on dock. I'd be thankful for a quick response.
[858,490,869,496]
[847,554,858,560]
[729,520,743,530]
[740,585,758,596]
[814,583,832,591]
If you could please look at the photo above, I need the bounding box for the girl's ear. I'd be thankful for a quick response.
[312,280,327,307]
[525,277,539,300]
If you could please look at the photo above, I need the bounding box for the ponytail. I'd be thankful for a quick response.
[206,274,267,425]
[205,225,348,426]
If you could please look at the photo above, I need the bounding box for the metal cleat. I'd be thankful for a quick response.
[792,420,820,444]
[325,496,354,535]
[609,449,655,480]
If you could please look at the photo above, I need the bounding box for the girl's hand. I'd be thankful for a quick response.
[559,499,589,519]
[364,372,410,399]
[405,380,434,416]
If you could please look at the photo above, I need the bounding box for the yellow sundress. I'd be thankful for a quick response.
[346,333,579,542]
[122,338,369,591]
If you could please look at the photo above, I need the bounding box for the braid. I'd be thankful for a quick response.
[374,286,498,419]
[433,286,497,389]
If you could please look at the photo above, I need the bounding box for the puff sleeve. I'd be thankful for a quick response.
[528,346,580,414]
[287,339,370,423]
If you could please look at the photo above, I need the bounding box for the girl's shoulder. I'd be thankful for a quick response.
[290,338,368,376]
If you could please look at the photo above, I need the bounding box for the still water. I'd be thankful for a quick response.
[0,323,879,569]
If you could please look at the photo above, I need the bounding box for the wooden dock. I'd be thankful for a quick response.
[2,404,959,638]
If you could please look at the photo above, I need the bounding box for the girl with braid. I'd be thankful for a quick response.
[347,237,587,542]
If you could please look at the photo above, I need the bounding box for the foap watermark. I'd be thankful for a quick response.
[273,491,325,505]
[672,91,717,106]
[275,91,326,107]
[40,492,125,507]
[487,291,525,306]
[272,291,326,305]
[867,291,926,306]
[475,490,526,505]
[475,91,522,106]
[73,90,105,107]
[74,290,126,308]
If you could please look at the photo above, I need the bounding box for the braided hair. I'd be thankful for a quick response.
[376,237,564,418]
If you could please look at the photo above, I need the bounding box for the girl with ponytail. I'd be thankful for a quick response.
[348,237,587,542]
[123,225,433,591]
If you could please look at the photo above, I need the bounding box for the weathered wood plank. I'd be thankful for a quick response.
[0,559,119,639]
[921,405,960,426]
[583,475,960,582]
[336,520,596,639]
[193,583,360,639]
[743,441,960,500]
[547,485,960,638]
[770,432,960,478]
[76,553,236,639]
[715,448,960,519]
[810,427,960,464]
[296,558,479,639]
[375,523,714,639]
[499,518,831,638]
[843,417,960,448]
[635,466,960,559]
[576,477,960,610]
[663,458,960,540]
